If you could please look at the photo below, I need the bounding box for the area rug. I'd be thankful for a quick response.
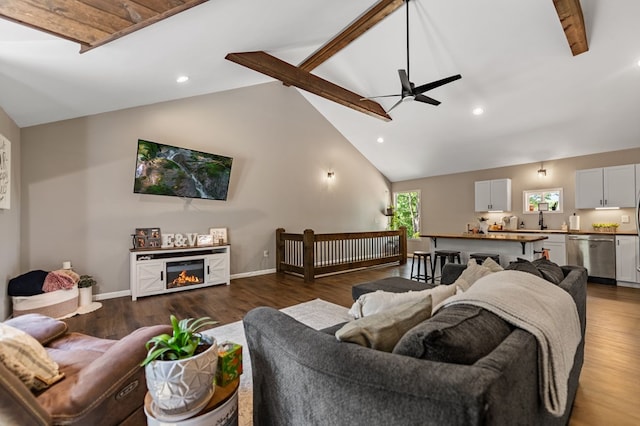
[203,298,352,426]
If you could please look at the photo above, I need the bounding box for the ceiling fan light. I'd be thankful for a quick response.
[402,95,415,102]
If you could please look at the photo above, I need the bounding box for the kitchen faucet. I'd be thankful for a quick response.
[538,211,547,230]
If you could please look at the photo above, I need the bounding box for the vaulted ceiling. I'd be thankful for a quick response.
[1,0,639,182]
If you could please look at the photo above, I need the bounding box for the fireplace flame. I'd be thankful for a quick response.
[171,270,202,286]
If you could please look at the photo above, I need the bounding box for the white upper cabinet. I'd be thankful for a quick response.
[575,165,636,209]
[475,179,511,212]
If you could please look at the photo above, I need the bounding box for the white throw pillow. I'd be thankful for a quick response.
[0,323,63,390]
[454,259,494,292]
[349,284,457,318]
[482,257,504,272]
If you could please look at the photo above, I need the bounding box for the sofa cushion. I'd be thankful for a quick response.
[0,323,63,390]
[336,295,433,352]
[4,313,68,345]
[393,304,513,364]
[352,277,435,300]
[532,258,565,284]
[505,258,544,279]
[349,285,456,318]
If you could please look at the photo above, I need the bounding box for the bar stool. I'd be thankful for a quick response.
[469,253,500,265]
[432,250,461,283]
[410,251,432,283]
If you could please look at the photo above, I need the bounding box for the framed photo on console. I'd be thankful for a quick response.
[134,227,162,249]
[209,227,228,245]
[197,234,214,247]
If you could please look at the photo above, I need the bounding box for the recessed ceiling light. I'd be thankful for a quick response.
[472,107,484,116]
[377,137,384,143]
[176,75,189,83]
[637,59,640,67]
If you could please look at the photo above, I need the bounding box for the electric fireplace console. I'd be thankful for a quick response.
[129,245,230,300]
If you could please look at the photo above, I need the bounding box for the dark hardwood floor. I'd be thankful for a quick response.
[63,264,640,425]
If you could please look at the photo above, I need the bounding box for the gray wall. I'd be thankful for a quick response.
[0,107,21,319]
[20,82,391,298]
[394,148,640,252]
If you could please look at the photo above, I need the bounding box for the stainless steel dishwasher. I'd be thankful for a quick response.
[566,234,616,283]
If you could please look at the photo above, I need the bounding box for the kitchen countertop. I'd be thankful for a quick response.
[492,229,636,236]
[421,233,548,242]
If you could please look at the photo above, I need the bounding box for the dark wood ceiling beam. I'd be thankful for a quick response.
[552,0,588,56]
[298,0,404,72]
[0,2,110,46]
[0,0,208,53]
[80,0,207,52]
[226,51,392,122]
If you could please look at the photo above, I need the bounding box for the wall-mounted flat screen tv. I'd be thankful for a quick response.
[133,139,232,201]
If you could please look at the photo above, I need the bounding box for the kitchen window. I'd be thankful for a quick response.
[523,188,563,214]
[393,190,421,238]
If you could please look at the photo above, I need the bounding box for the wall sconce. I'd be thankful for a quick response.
[327,171,335,180]
[537,162,547,177]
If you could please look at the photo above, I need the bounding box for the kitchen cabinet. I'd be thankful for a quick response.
[615,235,639,284]
[540,234,566,266]
[575,165,635,209]
[475,178,511,212]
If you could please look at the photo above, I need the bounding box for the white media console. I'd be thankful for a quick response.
[130,245,230,301]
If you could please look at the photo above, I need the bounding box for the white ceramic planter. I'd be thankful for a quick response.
[145,336,218,421]
[78,287,93,307]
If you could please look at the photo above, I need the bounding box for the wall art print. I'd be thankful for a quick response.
[0,134,10,210]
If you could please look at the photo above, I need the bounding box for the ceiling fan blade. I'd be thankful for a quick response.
[414,94,441,106]
[413,74,462,94]
[361,94,402,100]
[386,97,405,113]
[398,69,412,93]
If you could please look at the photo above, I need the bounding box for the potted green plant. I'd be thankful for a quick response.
[142,315,219,421]
[77,275,96,307]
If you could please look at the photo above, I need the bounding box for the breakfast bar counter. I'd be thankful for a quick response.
[421,233,548,266]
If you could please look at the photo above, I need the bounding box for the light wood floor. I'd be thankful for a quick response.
[63,264,640,425]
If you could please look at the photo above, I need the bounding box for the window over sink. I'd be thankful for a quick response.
[523,188,563,214]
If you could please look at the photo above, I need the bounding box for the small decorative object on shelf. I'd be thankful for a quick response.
[134,228,162,249]
[197,234,214,246]
[209,228,228,245]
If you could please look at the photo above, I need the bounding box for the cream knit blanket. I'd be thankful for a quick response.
[441,270,581,417]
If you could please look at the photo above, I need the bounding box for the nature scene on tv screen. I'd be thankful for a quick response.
[134,139,232,200]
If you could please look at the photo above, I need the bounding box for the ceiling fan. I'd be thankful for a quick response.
[367,0,461,112]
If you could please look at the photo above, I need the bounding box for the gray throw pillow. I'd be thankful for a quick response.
[392,304,513,364]
[532,258,565,284]
[505,258,544,279]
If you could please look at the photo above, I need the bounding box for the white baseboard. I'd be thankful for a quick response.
[94,290,131,301]
[617,281,640,289]
[231,268,276,279]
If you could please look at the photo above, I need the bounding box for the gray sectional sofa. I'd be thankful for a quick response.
[243,264,587,425]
